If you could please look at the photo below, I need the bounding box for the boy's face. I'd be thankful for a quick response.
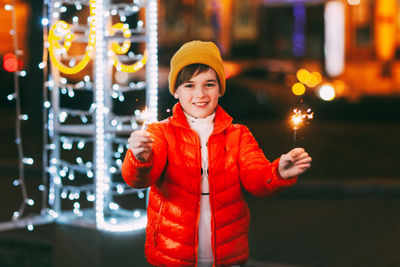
[174,68,220,118]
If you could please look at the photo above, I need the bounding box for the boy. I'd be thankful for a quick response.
[122,40,312,267]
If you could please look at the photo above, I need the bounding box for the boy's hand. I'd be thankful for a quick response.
[128,130,154,162]
[278,148,312,179]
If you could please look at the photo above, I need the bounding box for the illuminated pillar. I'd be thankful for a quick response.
[219,0,233,56]
[374,0,397,61]
[325,0,345,77]
[44,0,157,232]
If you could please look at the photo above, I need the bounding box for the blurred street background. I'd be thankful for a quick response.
[0,0,400,266]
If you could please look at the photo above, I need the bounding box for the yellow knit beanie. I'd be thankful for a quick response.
[168,40,226,95]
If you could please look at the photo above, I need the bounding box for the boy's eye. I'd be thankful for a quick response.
[206,83,216,87]
[184,84,194,88]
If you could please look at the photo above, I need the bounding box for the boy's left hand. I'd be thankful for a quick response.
[278,148,312,179]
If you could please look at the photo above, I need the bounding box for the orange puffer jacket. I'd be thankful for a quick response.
[122,103,297,267]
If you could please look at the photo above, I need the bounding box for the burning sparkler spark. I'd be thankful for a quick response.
[139,107,152,130]
[291,108,314,145]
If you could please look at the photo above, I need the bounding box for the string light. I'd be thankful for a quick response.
[0,0,36,228]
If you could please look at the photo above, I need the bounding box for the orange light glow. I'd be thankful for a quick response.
[333,80,346,95]
[307,72,322,88]
[223,61,241,79]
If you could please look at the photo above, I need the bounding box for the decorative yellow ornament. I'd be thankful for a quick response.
[109,23,148,73]
[48,0,97,74]
[48,0,147,74]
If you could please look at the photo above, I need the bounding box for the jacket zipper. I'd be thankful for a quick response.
[195,134,201,267]
[154,201,164,247]
[207,134,217,266]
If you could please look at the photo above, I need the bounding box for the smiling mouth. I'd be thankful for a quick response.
[193,102,208,107]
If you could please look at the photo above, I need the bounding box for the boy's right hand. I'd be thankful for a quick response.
[128,130,154,162]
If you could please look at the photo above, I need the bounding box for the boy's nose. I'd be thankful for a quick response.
[193,86,206,97]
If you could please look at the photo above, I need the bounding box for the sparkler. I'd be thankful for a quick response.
[139,107,152,130]
[291,108,313,146]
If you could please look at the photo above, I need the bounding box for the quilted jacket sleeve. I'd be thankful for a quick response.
[238,126,297,197]
[121,122,168,189]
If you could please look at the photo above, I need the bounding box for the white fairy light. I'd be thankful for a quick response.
[133,210,140,218]
[41,18,49,26]
[13,211,19,219]
[80,115,88,123]
[109,202,119,210]
[27,199,34,206]
[138,191,145,199]
[38,62,46,69]
[76,157,83,164]
[44,101,51,108]
[49,210,59,218]
[87,194,95,202]
[22,157,34,165]
[75,2,82,10]
[19,114,28,120]
[116,185,124,194]
[7,93,16,101]
[59,169,67,177]
[77,140,85,149]
[5,4,13,11]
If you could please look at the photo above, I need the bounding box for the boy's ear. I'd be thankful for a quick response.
[173,90,179,99]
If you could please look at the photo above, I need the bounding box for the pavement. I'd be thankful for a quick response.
[1,108,400,266]
[0,164,400,267]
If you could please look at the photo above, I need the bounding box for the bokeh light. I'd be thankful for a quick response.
[3,53,18,72]
[307,72,322,88]
[318,83,336,101]
[292,82,306,96]
[296,69,311,84]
